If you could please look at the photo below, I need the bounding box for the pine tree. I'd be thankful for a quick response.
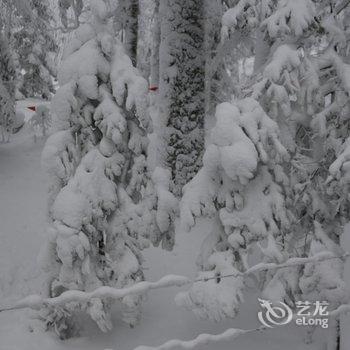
[0,29,16,143]
[177,99,291,320]
[178,1,350,348]
[159,0,206,196]
[11,0,57,99]
[41,0,176,338]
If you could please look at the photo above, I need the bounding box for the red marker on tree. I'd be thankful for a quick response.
[27,106,36,112]
[149,86,158,92]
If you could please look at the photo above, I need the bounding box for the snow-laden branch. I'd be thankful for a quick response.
[0,275,190,313]
[132,327,264,350]
[246,252,348,274]
[0,253,347,313]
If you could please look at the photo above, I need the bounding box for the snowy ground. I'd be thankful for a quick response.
[0,125,329,350]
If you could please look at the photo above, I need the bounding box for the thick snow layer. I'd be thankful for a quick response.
[0,126,331,350]
[0,129,48,303]
[58,39,109,99]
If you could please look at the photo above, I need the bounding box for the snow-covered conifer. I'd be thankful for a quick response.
[41,0,176,338]
[12,0,57,99]
[177,99,291,320]
[0,30,15,143]
[218,1,350,346]
[158,0,206,196]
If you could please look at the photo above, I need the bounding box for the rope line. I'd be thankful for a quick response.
[0,252,348,313]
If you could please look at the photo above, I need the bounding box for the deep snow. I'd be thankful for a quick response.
[0,125,330,350]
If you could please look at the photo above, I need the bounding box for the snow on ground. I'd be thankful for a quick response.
[0,123,328,350]
[0,128,47,301]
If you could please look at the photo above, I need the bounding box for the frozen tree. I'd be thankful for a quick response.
[198,0,350,348]
[9,0,58,99]
[0,30,15,143]
[158,0,206,196]
[177,99,291,320]
[0,0,50,142]
[41,0,176,338]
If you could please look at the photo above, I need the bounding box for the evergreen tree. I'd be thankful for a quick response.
[177,99,291,320]
[12,0,58,99]
[0,29,15,142]
[41,0,176,338]
[159,0,206,196]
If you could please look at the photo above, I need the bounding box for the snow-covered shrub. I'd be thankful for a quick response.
[177,99,292,320]
[41,0,176,338]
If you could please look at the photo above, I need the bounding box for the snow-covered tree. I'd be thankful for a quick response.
[0,30,16,143]
[41,0,176,338]
[29,104,52,139]
[158,0,206,196]
[177,99,291,320]
[179,0,350,347]
[11,0,57,99]
[245,0,350,315]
